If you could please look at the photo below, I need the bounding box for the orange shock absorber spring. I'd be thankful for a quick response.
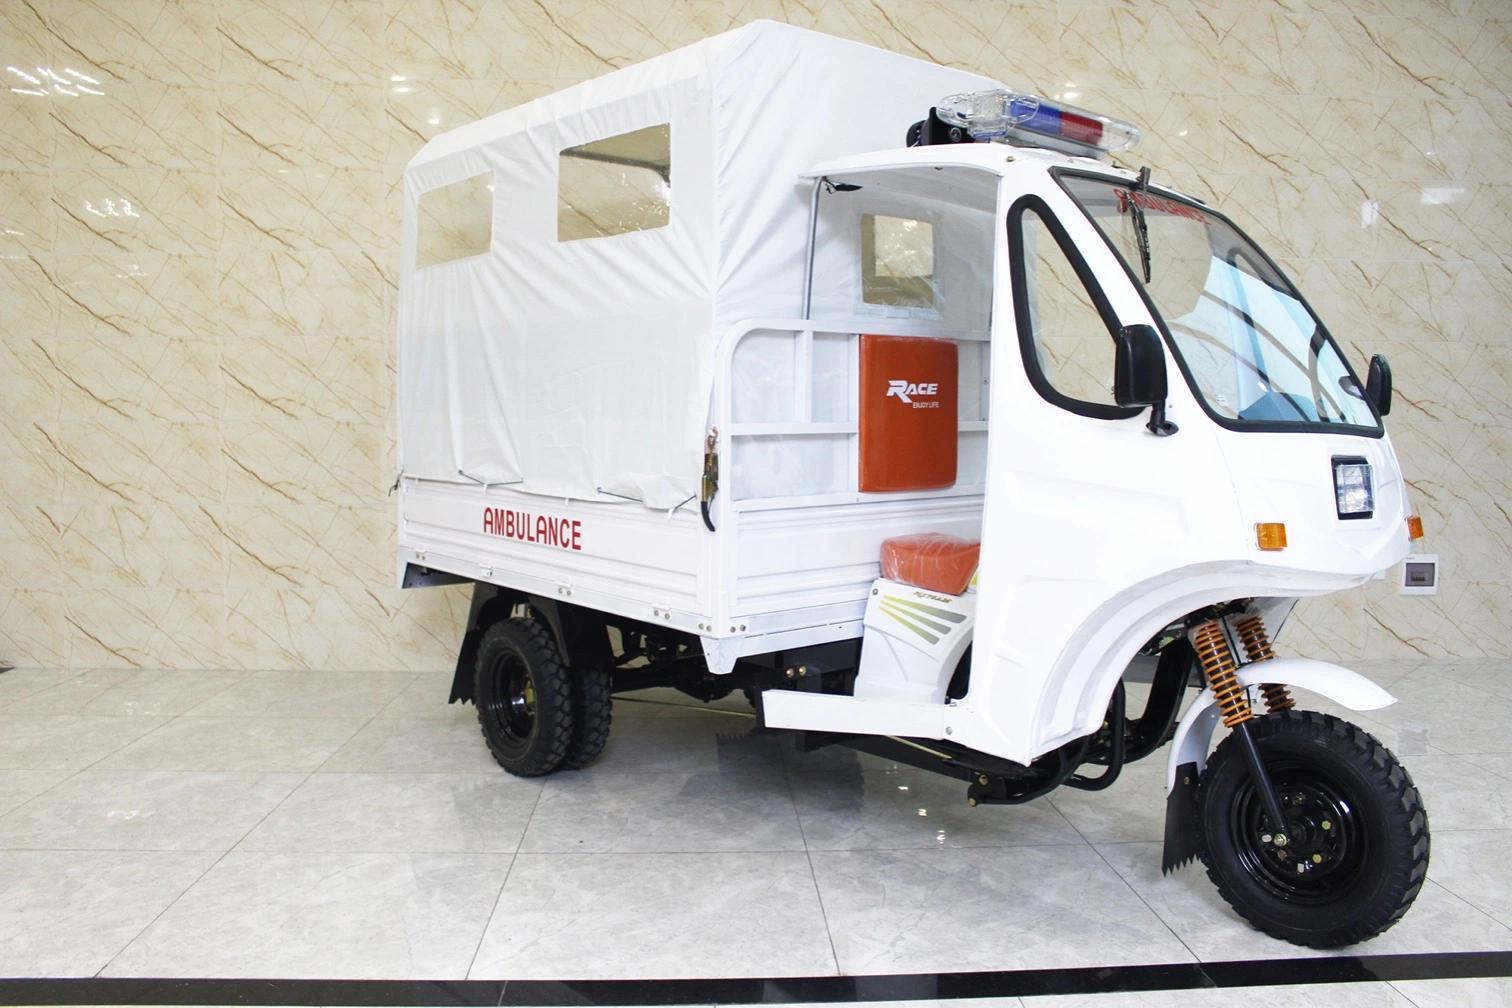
[1190,620,1253,728]
[1233,614,1294,712]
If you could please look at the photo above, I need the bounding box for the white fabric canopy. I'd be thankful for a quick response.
[397,21,996,508]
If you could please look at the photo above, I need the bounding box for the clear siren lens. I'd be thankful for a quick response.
[935,89,1141,157]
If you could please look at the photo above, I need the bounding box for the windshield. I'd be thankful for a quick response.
[1059,174,1379,431]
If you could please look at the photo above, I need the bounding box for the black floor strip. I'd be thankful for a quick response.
[2,952,1509,1006]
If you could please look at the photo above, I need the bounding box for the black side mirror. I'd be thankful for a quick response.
[1366,353,1392,417]
[1115,324,1177,435]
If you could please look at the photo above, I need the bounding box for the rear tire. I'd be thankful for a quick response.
[474,618,574,777]
[1197,710,1429,948]
[561,665,612,769]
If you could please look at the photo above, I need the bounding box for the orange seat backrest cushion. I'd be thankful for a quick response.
[881,533,981,596]
[858,335,958,492]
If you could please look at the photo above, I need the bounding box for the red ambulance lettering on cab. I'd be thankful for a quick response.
[483,508,582,551]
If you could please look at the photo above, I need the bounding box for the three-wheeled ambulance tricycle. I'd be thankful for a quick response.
[395,22,1428,949]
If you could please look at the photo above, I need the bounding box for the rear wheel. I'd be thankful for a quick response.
[474,618,574,777]
[561,665,612,769]
[1197,710,1429,948]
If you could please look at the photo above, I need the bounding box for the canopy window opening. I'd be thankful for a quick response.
[557,124,672,241]
[1059,174,1379,431]
[863,214,935,309]
[416,171,495,269]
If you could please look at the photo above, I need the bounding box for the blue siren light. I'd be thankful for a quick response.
[935,89,1142,158]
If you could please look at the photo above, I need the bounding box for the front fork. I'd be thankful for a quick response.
[1190,617,1294,834]
[1164,614,1294,872]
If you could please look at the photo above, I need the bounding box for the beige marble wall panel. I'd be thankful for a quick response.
[222,420,389,506]
[53,503,227,592]
[0,507,66,591]
[42,0,220,85]
[52,169,219,253]
[1,422,61,508]
[220,83,386,167]
[0,591,70,667]
[0,255,59,334]
[223,583,468,671]
[221,337,387,422]
[65,587,231,668]
[218,251,387,337]
[54,420,223,507]
[51,85,219,169]
[47,253,218,339]
[218,0,387,84]
[0,0,1505,670]
[0,92,53,171]
[50,336,221,423]
[219,167,386,252]
[221,505,392,589]
[0,338,61,424]
[0,172,53,253]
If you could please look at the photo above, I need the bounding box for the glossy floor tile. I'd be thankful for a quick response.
[235,772,542,853]
[103,851,511,979]
[0,849,220,977]
[0,769,304,850]
[518,768,805,853]
[811,845,1193,975]
[96,714,367,772]
[0,661,1509,984]
[470,851,836,979]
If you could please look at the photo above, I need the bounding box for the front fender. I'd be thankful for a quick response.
[1165,658,1396,793]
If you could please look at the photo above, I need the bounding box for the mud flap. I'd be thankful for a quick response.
[1162,761,1201,874]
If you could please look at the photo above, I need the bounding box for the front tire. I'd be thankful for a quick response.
[475,618,574,777]
[1197,710,1429,948]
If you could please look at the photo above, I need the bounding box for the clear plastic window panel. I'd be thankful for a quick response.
[732,434,852,499]
[415,171,494,269]
[862,214,935,309]
[732,331,798,423]
[810,332,855,423]
[558,124,671,242]
[1020,209,1118,406]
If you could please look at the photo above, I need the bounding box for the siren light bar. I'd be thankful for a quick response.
[933,89,1141,158]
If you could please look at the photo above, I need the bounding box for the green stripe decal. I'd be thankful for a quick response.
[884,596,967,623]
[876,601,940,644]
[878,599,952,636]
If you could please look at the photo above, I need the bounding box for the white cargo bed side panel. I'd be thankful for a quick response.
[732,496,984,617]
[399,481,706,622]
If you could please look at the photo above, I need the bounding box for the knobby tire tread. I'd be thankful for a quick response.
[561,665,613,770]
[1198,709,1429,949]
[475,618,574,777]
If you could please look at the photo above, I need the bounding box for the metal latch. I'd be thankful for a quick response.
[700,428,718,531]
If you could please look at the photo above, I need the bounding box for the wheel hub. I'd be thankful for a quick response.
[1234,765,1363,904]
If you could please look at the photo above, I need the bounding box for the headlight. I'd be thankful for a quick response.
[1333,457,1374,519]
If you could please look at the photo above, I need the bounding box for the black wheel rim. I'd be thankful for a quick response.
[1231,757,1368,905]
[483,652,536,752]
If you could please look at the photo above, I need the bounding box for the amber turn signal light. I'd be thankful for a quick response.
[1255,523,1288,551]
[1407,515,1424,540]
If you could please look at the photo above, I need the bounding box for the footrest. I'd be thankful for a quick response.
[760,689,945,739]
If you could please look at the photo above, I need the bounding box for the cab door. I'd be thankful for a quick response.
[952,173,1238,766]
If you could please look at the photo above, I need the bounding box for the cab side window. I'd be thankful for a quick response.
[1011,202,1134,418]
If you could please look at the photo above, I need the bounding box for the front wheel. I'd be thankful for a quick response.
[1197,710,1429,948]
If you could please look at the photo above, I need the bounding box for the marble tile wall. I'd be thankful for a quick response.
[0,0,1506,669]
